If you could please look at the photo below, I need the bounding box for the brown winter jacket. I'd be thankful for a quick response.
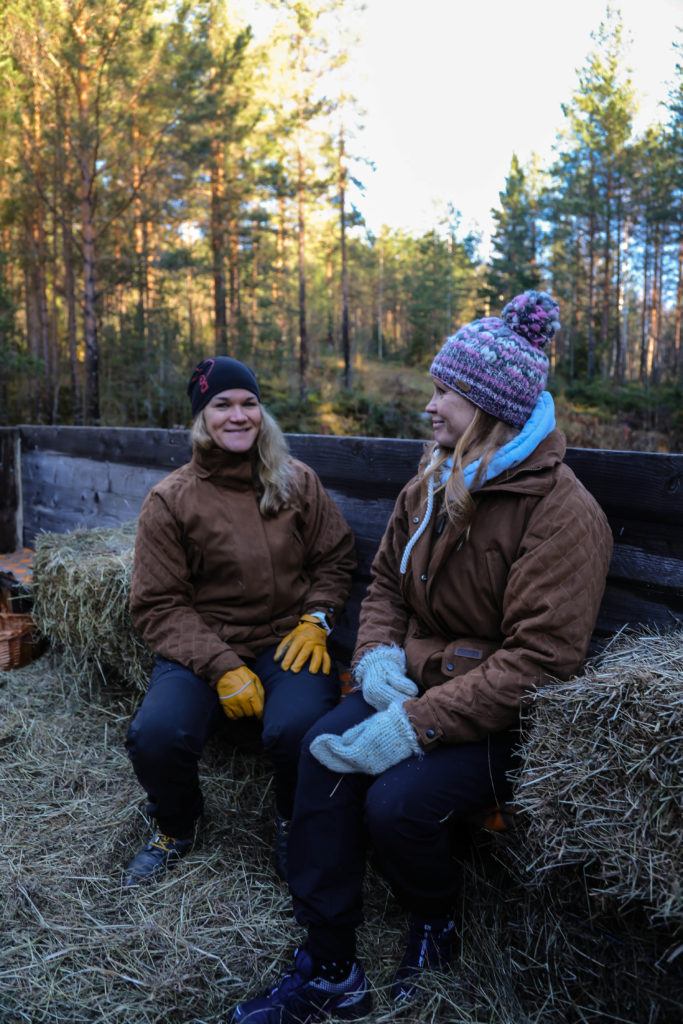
[353,429,613,750]
[130,445,356,684]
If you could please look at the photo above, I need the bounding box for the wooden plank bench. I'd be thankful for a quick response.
[0,425,681,656]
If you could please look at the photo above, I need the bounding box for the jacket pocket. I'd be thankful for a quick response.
[440,637,500,678]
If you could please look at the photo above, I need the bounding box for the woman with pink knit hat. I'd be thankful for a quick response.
[229,293,614,1024]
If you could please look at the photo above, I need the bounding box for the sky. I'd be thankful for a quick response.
[342,0,683,250]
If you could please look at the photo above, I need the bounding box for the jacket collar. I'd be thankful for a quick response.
[190,444,257,489]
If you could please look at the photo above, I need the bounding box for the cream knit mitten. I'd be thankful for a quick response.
[310,702,421,775]
[354,645,418,711]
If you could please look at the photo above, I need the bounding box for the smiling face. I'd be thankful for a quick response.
[204,388,262,453]
[425,377,478,448]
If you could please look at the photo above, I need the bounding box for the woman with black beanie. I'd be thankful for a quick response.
[123,356,355,888]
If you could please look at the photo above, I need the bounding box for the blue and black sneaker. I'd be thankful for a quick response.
[231,947,372,1023]
[391,915,455,1004]
[123,830,195,887]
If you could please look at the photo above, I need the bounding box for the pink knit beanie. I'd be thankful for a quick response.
[430,291,561,428]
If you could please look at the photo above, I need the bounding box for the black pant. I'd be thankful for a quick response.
[125,648,341,836]
[287,691,519,960]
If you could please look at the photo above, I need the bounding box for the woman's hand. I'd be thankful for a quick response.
[354,645,418,710]
[310,702,421,775]
[216,666,265,719]
[275,615,331,675]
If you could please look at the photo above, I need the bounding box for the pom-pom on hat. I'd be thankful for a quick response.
[187,356,261,418]
[430,291,561,428]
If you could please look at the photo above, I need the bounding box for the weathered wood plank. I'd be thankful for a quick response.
[0,428,21,553]
[21,450,169,543]
[609,542,683,590]
[593,581,683,635]
[287,434,423,495]
[563,448,683,525]
[19,425,192,470]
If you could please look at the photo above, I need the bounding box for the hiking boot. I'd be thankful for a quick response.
[391,915,455,1005]
[273,813,290,882]
[230,947,372,1023]
[123,830,195,887]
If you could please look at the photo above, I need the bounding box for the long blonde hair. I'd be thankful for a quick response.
[420,407,518,533]
[191,405,296,516]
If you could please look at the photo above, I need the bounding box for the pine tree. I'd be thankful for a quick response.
[550,7,636,380]
[486,154,542,308]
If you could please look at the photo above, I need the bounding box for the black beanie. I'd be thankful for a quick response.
[187,357,261,418]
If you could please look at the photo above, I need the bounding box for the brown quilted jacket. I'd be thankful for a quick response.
[353,429,613,749]
[130,445,356,683]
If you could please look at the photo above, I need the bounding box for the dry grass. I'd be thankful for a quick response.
[3,557,682,1024]
[0,653,469,1024]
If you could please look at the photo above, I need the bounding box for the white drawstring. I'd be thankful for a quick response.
[400,466,436,575]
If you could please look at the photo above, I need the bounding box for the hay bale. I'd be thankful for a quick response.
[513,627,683,927]
[32,522,152,691]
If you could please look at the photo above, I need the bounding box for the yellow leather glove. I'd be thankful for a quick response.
[275,614,331,675]
[216,666,265,720]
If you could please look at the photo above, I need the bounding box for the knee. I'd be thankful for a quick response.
[261,711,312,762]
[126,710,193,767]
[365,784,421,852]
[262,693,339,758]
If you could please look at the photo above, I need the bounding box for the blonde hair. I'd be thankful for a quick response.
[191,404,296,516]
[420,407,518,534]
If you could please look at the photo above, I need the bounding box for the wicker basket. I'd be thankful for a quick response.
[0,592,40,671]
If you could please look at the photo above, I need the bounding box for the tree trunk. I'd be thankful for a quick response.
[228,209,240,354]
[62,212,81,423]
[586,182,597,379]
[613,208,624,383]
[377,240,383,360]
[297,143,308,399]
[23,255,40,420]
[75,41,100,424]
[640,236,650,381]
[600,168,612,356]
[275,195,287,363]
[250,218,259,357]
[675,236,683,385]
[133,109,150,349]
[210,132,228,353]
[648,236,662,384]
[339,126,350,389]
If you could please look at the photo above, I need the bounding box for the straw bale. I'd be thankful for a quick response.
[32,522,153,692]
[513,627,683,927]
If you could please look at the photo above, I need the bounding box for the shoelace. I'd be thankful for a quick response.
[408,921,454,968]
[149,832,176,852]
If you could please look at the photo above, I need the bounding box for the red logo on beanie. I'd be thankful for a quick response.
[190,358,214,395]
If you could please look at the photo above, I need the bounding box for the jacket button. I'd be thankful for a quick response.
[426,728,435,738]
[446,662,454,671]
[420,573,427,581]
[413,516,420,523]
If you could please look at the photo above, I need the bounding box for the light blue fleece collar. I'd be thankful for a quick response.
[399,392,555,575]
